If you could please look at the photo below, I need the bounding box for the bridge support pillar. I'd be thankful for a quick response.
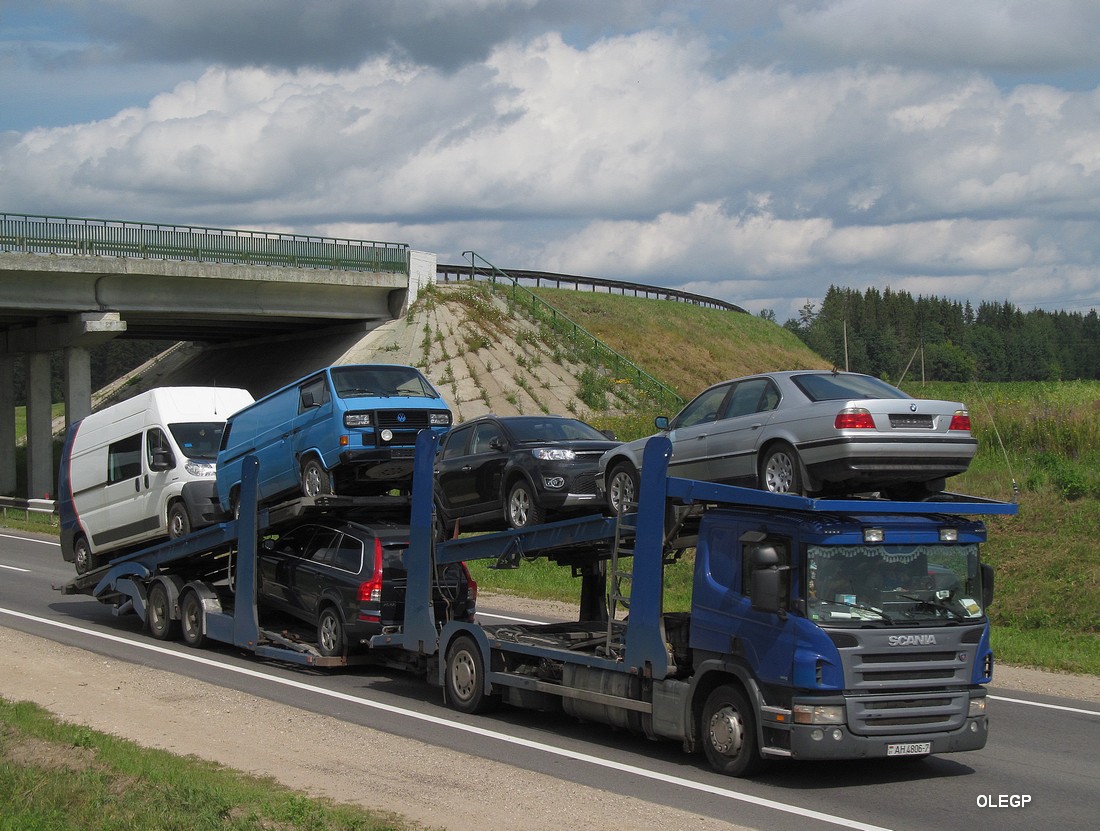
[63,347,93,430]
[25,352,54,500]
[0,357,14,495]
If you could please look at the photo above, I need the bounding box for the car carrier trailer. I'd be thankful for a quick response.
[64,430,1016,776]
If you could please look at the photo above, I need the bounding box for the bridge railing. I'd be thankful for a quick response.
[458,252,684,410]
[0,213,410,274]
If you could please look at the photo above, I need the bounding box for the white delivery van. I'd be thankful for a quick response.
[58,387,254,574]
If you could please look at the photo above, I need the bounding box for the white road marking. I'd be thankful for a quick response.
[1,606,893,831]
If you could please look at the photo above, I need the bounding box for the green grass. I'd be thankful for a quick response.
[0,698,416,831]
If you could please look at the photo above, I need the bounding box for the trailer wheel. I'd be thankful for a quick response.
[147,583,179,641]
[301,457,333,498]
[701,684,764,777]
[73,535,98,575]
[317,607,346,658]
[179,591,206,648]
[445,635,496,715]
[167,501,191,539]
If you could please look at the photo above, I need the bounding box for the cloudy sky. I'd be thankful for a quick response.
[3,0,1100,321]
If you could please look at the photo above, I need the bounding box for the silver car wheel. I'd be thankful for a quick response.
[761,446,800,494]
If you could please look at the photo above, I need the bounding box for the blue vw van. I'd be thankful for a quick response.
[215,364,452,513]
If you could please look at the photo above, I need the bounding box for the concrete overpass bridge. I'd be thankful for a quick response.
[0,213,434,498]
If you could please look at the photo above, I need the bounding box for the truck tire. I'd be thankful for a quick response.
[301,457,333,498]
[701,684,764,777]
[506,479,544,529]
[73,535,98,575]
[445,635,496,715]
[179,591,207,648]
[167,501,191,539]
[147,582,180,641]
[317,607,346,658]
[758,443,803,496]
[606,462,639,515]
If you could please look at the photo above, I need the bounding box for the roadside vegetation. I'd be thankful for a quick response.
[0,698,417,831]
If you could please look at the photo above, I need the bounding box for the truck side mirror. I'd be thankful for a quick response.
[150,448,174,471]
[750,544,783,614]
[980,562,994,609]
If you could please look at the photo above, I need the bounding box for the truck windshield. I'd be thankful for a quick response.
[331,366,440,399]
[808,543,985,626]
[168,422,226,461]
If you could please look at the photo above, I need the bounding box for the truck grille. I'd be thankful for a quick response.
[847,691,968,735]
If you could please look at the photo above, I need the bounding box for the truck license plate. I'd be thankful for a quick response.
[887,742,931,756]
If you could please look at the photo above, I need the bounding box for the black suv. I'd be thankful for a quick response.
[434,414,619,532]
[258,518,476,657]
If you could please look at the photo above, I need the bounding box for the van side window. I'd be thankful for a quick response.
[741,537,791,610]
[298,377,328,413]
[107,434,143,483]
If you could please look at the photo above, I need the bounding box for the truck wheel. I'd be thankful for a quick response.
[179,591,206,648]
[506,480,544,529]
[759,443,803,496]
[701,684,764,777]
[147,583,180,641]
[606,462,639,515]
[445,635,496,714]
[317,607,346,658]
[301,458,333,498]
[167,501,191,539]
[73,536,98,575]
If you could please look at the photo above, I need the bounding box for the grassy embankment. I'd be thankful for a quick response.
[467,288,1100,676]
[0,698,413,831]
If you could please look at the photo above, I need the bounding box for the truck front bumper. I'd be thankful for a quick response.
[785,715,989,760]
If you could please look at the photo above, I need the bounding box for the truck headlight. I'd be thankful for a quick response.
[793,704,846,725]
[968,697,987,717]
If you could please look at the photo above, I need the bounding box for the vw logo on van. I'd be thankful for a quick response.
[397,412,407,423]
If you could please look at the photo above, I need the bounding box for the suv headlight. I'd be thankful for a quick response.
[532,448,576,461]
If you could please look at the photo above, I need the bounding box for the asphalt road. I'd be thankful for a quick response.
[2,529,1098,831]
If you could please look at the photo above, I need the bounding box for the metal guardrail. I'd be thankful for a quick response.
[0,213,410,274]
[457,252,685,409]
[438,263,746,313]
[0,496,58,524]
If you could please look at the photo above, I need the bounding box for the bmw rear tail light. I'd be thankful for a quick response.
[835,408,875,429]
[949,410,971,431]
[358,538,385,622]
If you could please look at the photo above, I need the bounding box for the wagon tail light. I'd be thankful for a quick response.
[357,538,385,622]
[834,408,875,429]
[949,410,971,431]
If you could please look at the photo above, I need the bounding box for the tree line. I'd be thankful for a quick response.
[782,285,1100,383]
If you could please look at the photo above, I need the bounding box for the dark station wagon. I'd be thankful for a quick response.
[258,518,476,656]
